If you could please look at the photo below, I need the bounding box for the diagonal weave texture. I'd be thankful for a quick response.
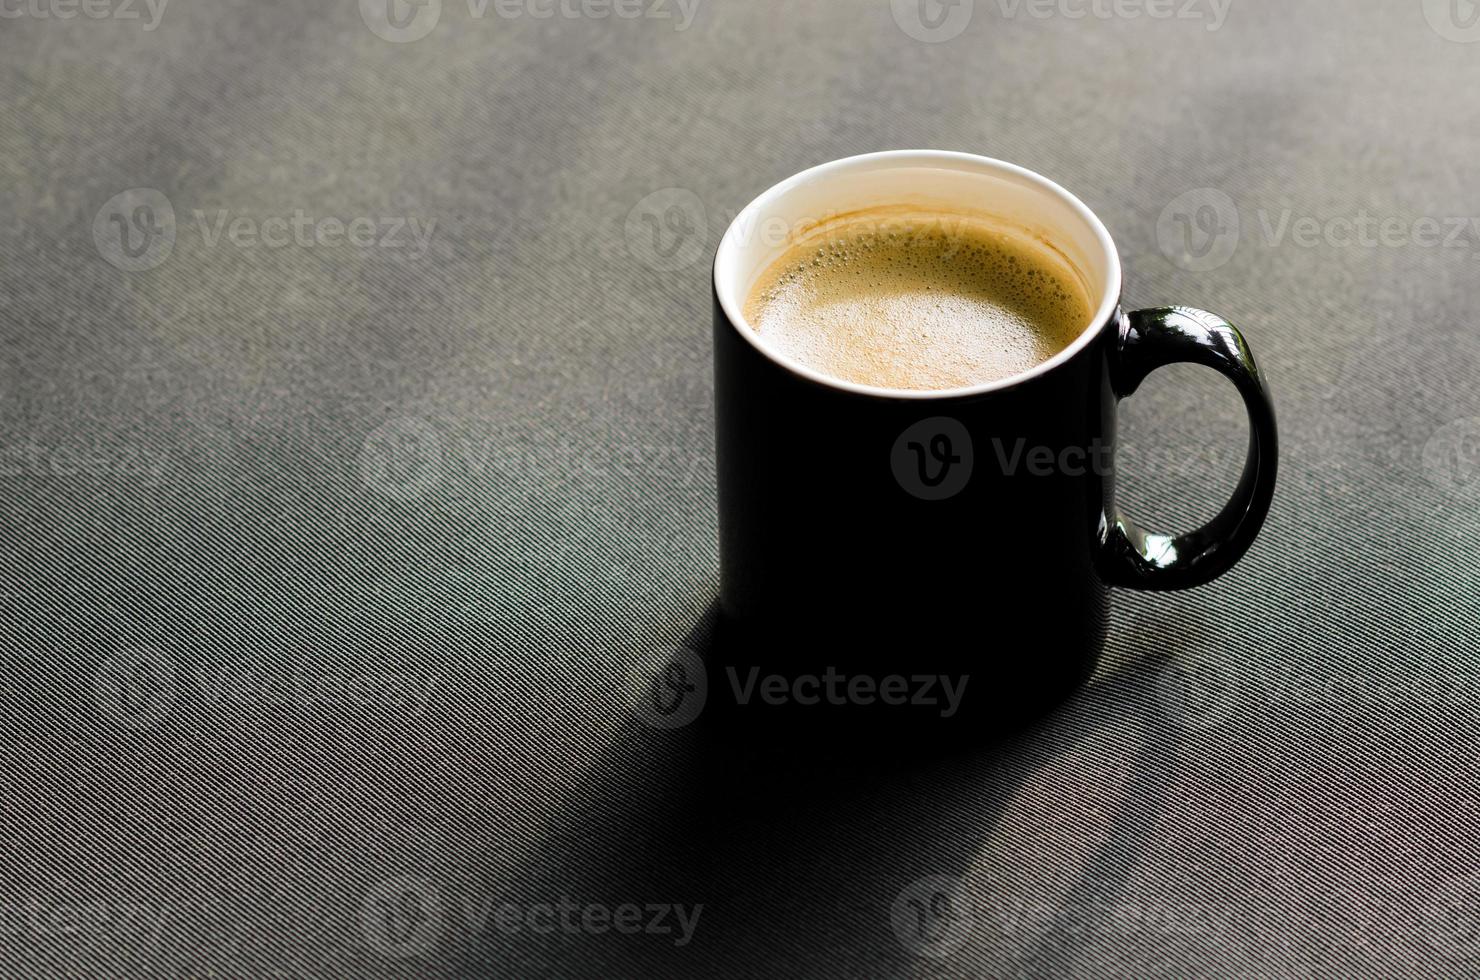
[2,0,1479,976]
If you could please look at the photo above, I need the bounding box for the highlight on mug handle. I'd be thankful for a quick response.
[1098,306,1279,591]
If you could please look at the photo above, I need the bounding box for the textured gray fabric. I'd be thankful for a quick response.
[3,0,1480,976]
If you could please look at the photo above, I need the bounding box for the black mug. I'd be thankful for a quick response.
[708,151,1277,736]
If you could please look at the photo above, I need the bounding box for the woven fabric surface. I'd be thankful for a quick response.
[2,0,1479,976]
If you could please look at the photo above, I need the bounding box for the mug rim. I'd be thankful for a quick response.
[712,150,1124,401]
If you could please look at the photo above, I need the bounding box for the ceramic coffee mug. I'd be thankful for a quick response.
[710,151,1277,730]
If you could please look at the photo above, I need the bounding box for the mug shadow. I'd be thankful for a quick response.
[990,614,1216,977]
[454,598,1195,978]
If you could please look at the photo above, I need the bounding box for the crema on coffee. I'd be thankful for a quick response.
[742,207,1094,391]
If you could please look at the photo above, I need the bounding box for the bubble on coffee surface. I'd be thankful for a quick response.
[743,210,1093,391]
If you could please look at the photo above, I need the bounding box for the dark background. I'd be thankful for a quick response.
[3,0,1480,976]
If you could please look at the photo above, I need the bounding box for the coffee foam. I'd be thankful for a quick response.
[742,207,1094,391]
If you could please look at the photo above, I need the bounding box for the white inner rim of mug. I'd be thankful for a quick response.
[713,150,1124,400]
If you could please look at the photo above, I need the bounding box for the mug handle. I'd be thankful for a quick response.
[1099,306,1279,591]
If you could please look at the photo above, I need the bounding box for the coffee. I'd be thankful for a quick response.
[742,207,1093,391]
